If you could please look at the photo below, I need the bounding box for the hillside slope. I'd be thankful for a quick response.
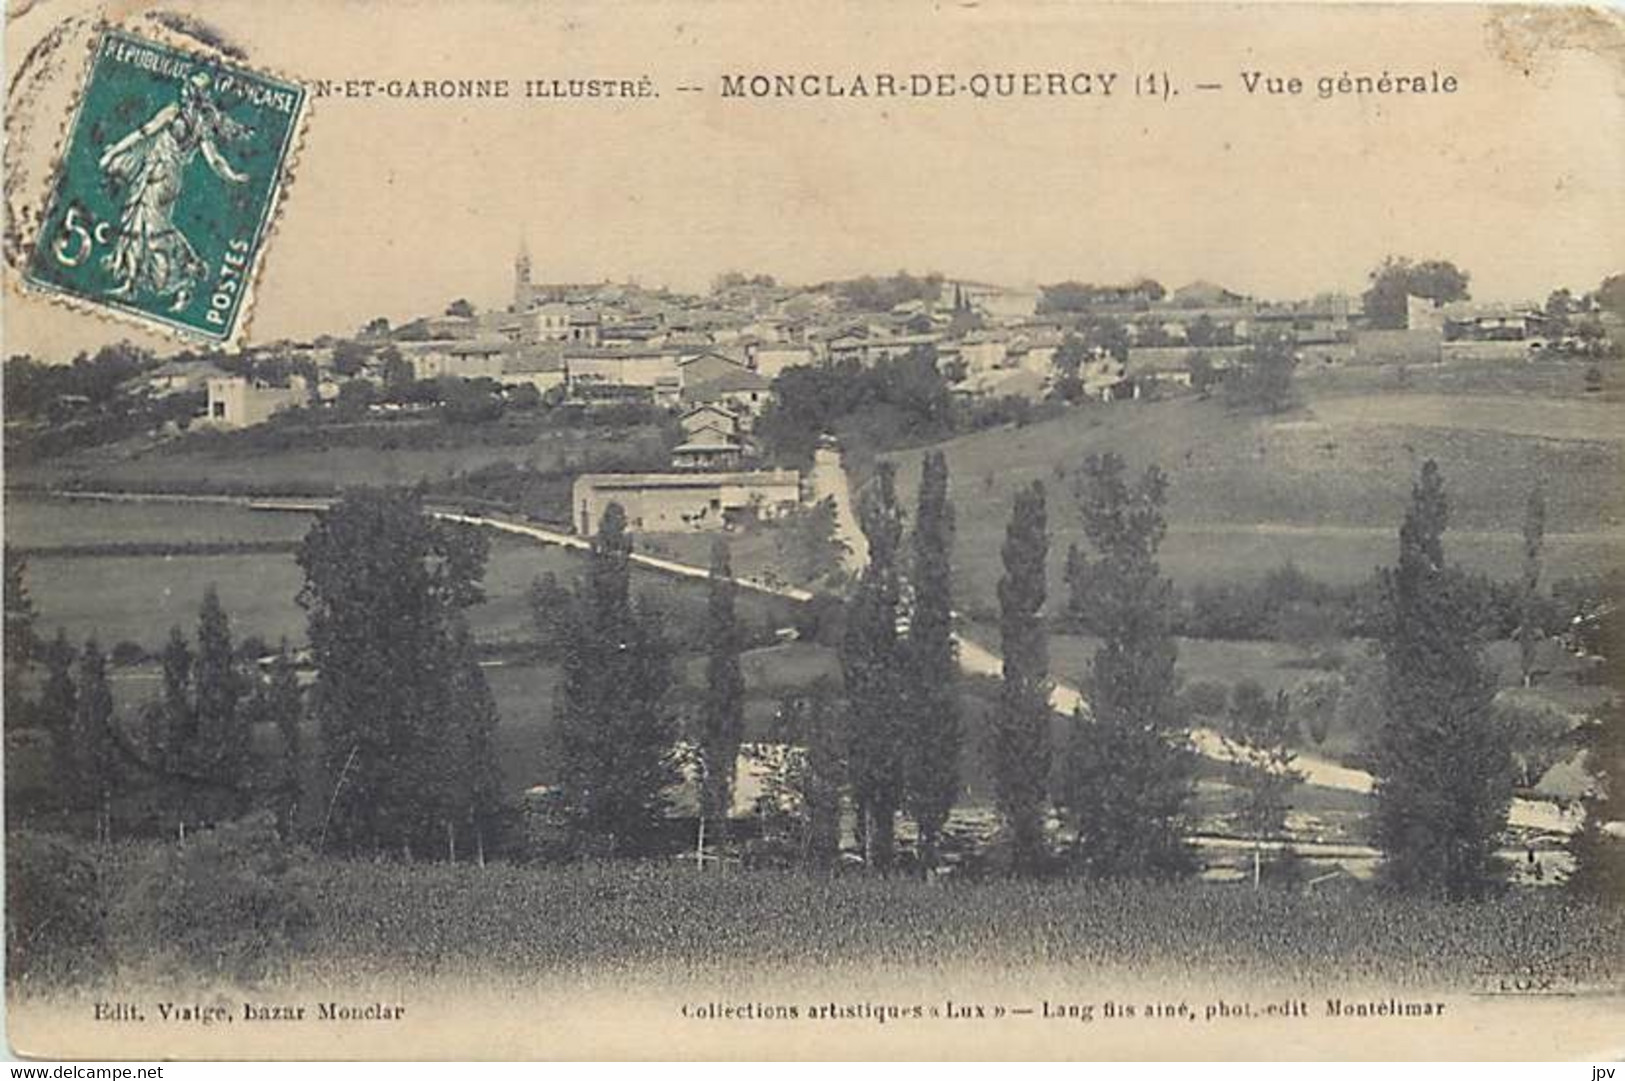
[886,387,1624,615]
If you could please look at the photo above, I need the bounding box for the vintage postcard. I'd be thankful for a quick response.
[2,0,1622,1063]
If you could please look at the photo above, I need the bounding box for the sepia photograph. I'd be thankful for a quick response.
[2,0,1622,1063]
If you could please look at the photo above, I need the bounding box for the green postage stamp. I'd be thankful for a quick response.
[23,28,306,343]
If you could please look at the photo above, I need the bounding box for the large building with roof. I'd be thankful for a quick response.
[571,470,801,535]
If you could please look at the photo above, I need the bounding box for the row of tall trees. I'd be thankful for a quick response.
[533,451,1609,896]
[11,461,1614,897]
[20,588,302,846]
[983,454,1616,898]
[986,456,1197,879]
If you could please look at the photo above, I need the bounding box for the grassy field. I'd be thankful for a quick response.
[886,382,1625,616]
[10,418,668,494]
[4,494,312,548]
[9,500,801,652]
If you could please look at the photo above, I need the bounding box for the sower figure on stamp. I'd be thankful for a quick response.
[98,69,251,311]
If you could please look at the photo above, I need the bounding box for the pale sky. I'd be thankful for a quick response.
[4,0,1622,356]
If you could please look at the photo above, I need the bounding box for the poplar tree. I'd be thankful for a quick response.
[902,450,960,871]
[1371,460,1511,899]
[698,539,746,843]
[764,679,846,868]
[157,625,195,770]
[443,617,503,862]
[39,631,78,798]
[993,480,1052,874]
[842,462,907,869]
[194,586,247,817]
[258,641,305,840]
[1058,454,1195,879]
[1519,487,1546,687]
[297,487,497,858]
[4,549,37,725]
[800,678,846,868]
[75,639,118,842]
[555,503,679,855]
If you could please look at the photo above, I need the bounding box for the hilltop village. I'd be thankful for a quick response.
[78,252,1619,539]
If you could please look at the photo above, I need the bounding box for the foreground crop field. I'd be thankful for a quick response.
[30,850,1625,988]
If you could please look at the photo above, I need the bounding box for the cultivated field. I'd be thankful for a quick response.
[25,851,1625,986]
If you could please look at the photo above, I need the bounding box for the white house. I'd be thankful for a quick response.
[203,376,306,429]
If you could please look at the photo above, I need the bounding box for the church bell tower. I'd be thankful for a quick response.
[513,238,533,312]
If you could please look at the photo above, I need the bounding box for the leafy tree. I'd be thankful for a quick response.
[992,480,1052,874]
[1492,696,1571,791]
[757,354,956,464]
[1186,315,1218,349]
[833,271,943,311]
[554,504,679,855]
[1569,599,1624,901]
[1221,680,1302,886]
[445,298,476,318]
[1185,351,1217,395]
[1292,674,1343,747]
[1544,289,1575,336]
[1222,331,1298,413]
[1593,273,1625,320]
[506,382,543,410]
[1077,315,1131,362]
[1520,488,1547,687]
[758,679,846,867]
[4,547,36,668]
[333,378,379,419]
[297,487,498,857]
[698,539,747,840]
[330,340,372,378]
[381,350,414,394]
[773,497,850,586]
[901,451,960,871]
[74,639,119,842]
[1370,460,1511,899]
[1363,256,1471,329]
[38,632,78,803]
[4,548,37,726]
[1037,280,1164,313]
[841,463,907,869]
[1058,454,1195,879]
[1052,334,1088,379]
